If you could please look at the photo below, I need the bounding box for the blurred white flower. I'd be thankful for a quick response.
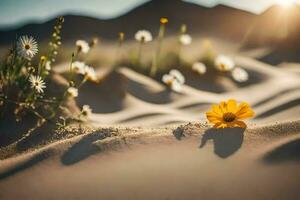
[84,66,97,82]
[81,105,92,119]
[135,30,153,43]
[232,67,249,83]
[215,55,235,72]
[162,69,185,92]
[45,61,51,71]
[192,62,207,75]
[76,40,90,54]
[29,75,46,94]
[170,69,185,84]
[179,34,192,45]
[17,35,38,59]
[71,61,85,74]
[67,87,78,98]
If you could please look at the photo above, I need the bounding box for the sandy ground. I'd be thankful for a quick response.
[1,38,300,199]
[0,121,300,200]
[83,54,300,127]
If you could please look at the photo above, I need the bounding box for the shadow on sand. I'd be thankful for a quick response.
[0,150,52,180]
[173,127,186,140]
[200,128,245,158]
[61,132,108,165]
[263,138,300,164]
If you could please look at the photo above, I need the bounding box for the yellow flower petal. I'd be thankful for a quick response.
[227,99,238,113]
[206,99,254,129]
[235,102,250,115]
[211,105,223,117]
[237,110,255,119]
[214,122,225,128]
[235,102,254,119]
[219,101,227,113]
[206,112,222,123]
[234,121,247,128]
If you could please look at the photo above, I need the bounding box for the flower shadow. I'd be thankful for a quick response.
[61,132,107,165]
[200,128,245,158]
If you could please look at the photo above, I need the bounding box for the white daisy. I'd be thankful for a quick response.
[162,69,185,92]
[135,30,153,43]
[169,69,185,84]
[215,55,235,72]
[71,61,86,74]
[179,34,192,45]
[232,67,249,83]
[81,105,92,119]
[76,40,90,54]
[162,75,182,93]
[67,87,78,98]
[192,62,207,75]
[84,66,97,82]
[29,75,46,94]
[45,61,51,71]
[17,35,38,59]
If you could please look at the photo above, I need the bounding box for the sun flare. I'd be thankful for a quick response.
[276,0,295,7]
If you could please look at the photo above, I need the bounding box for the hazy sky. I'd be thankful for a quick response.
[0,0,299,28]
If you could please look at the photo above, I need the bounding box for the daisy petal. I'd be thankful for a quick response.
[234,121,247,128]
[227,99,238,113]
[237,110,255,119]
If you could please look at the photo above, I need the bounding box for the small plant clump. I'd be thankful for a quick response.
[0,16,98,140]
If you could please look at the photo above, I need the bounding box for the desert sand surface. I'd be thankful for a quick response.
[82,54,300,127]
[0,46,300,199]
[1,0,300,199]
[0,121,300,200]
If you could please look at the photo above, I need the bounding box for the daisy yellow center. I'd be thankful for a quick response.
[223,112,236,122]
[166,79,173,86]
[24,44,31,50]
[220,63,226,70]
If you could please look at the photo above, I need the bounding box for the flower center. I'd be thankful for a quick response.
[220,63,226,70]
[24,44,31,50]
[223,112,236,122]
[166,79,173,87]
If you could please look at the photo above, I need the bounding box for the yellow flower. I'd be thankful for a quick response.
[160,17,168,24]
[206,99,254,129]
[119,32,125,42]
[40,56,47,63]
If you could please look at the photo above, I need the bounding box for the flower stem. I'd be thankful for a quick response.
[114,32,125,68]
[137,41,143,66]
[150,24,165,77]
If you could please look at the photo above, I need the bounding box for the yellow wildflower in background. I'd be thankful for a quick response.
[119,32,125,42]
[40,56,47,63]
[160,17,168,24]
[206,99,254,129]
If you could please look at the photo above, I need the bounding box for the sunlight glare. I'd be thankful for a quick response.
[276,0,295,7]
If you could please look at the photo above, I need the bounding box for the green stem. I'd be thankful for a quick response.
[150,24,165,77]
[69,54,75,86]
[137,42,143,65]
[114,40,123,68]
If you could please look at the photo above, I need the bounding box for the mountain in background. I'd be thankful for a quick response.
[0,0,300,57]
[0,0,257,44]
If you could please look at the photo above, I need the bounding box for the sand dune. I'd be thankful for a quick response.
[0,120,300,200]
[1,41,300,199]
[64,54,300,127]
